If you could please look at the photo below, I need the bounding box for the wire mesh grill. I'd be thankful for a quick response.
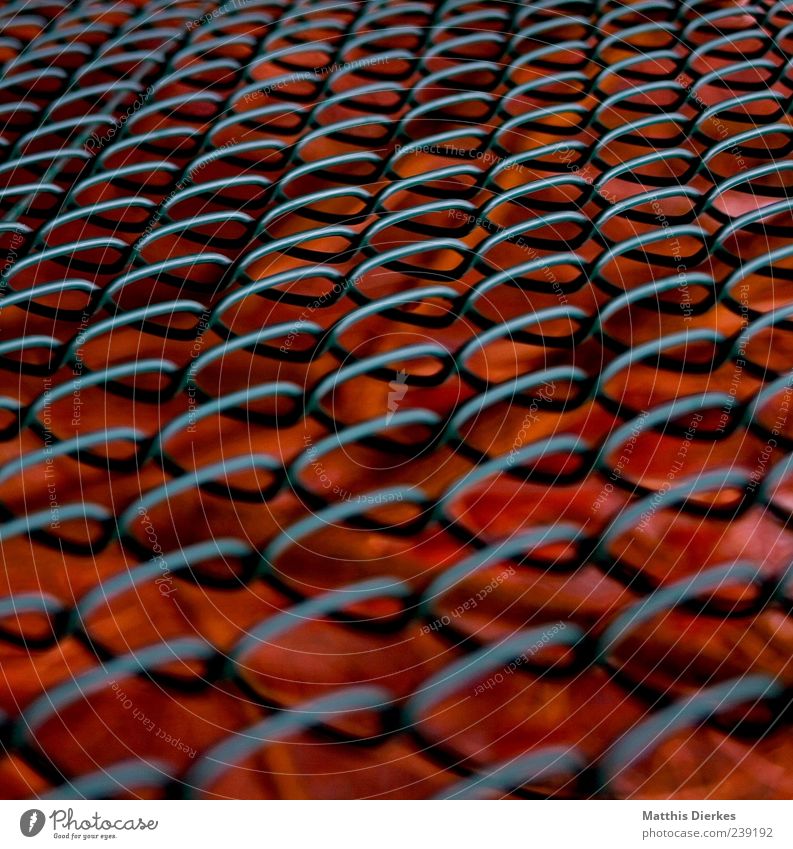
[0,0,792,799]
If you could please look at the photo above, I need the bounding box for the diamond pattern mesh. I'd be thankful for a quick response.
[0,0,792,800]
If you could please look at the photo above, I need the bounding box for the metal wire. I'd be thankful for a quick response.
[0,0,792,800]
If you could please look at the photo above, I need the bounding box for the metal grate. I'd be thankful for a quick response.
[0,0,792,799]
